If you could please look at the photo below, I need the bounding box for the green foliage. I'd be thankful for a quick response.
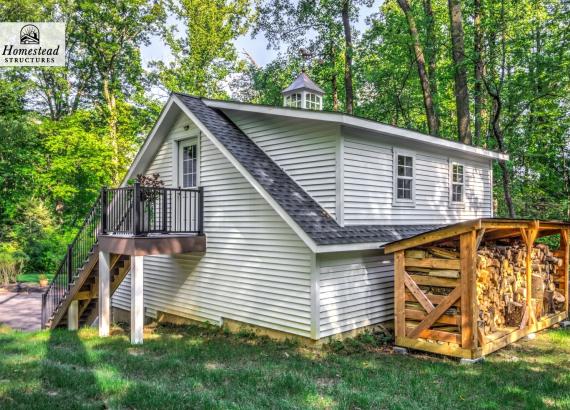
[0,243,27,285]
[154,0,254,97]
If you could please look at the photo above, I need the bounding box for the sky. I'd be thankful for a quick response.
[141,1,384,70]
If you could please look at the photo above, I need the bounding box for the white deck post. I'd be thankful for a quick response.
[98,250,111,337]
[68,300,79,331]
[131,255,144,344]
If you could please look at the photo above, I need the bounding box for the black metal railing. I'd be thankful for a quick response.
[103,183,203,236]
[41,194,102,329]
[41,183,203,328]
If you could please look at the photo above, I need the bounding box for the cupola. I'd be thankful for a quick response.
[282,72,324,110]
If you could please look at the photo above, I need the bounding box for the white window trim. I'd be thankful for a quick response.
[449,160,465,209]
[393,149,416,207]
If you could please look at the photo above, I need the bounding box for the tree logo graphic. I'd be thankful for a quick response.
[20,24,40,45]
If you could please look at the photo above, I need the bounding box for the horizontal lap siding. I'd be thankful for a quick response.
[343,136,492,225]
[319,251,394,337]
[113,113,313,337]
[225,111,339,218]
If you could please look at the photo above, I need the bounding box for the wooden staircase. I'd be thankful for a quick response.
[41,183,205,332]
[48,249,131,329]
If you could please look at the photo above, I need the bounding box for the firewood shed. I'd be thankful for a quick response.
[384,219,570,359]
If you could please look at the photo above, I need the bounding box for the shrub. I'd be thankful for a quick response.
[0,244,27,285]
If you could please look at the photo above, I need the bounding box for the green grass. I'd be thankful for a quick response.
[1,324,569,409]
[16,273,54,284]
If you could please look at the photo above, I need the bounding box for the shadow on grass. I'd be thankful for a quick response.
[39,329,103,408]
[78,324,570,409]
[1,324,570,409]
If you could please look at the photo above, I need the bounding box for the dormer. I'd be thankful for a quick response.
[282,72,325,110]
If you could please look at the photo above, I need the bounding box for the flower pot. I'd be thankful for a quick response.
[39,278,48,288]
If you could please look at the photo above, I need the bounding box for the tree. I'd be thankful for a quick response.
[447,0,472,144]
[396,0,440,135]
[70,0,166,184]
[255,0,374,114]
[155,0,253,98]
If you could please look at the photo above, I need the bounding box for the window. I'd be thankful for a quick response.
[394,152,415,205]
[181,143,197,187]
[451,163,464,204]
[285,93,302,108]
[305,93,322,110]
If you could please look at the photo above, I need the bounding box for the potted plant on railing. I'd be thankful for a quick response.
[38,273,48,288]
[128,174,165,233]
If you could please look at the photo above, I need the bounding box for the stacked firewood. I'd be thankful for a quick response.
[476,242,565,334]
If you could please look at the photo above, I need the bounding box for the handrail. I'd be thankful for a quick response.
[41,184,204,328]
[41,194,102,329]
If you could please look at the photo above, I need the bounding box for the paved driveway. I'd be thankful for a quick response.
[0,291,42,331]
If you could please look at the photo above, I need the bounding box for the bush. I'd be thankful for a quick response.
[0,244,27,285]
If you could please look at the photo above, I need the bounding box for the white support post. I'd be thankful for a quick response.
[98,250,111,337]
[68,300,79,331]
[131,255,144,345]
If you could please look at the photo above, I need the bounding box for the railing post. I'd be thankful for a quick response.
[67,244,73,289]
[133,181,141,236]
[198,186,204,234]
[162,187,168,233]
[41,293,46,329]
[101,187,108,234]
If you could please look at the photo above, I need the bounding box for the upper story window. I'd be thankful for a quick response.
[393,151,415,205]
[450,162,464,204]
[305,93,322,110]
[284,93,302,108]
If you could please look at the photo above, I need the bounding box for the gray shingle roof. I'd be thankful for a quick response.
[175,93,441,246]
[282,72,325,95]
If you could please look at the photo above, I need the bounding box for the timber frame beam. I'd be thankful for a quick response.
[386,218,570,360]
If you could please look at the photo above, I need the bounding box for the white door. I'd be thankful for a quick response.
[179,139,198,188]
[177,139,198,231]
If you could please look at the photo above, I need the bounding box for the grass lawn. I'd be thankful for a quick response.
[1,324,569,409]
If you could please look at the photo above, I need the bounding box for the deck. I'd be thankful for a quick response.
[41,183,206,342]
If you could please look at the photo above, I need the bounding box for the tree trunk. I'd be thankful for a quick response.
[331,73,339,111]
[422,0,438,108]
[341,0,354,115]
[397,0,440,136]
[473,0,485,146]
[485,80,515,218]
[102,77,120,184]
[448,0,472,144]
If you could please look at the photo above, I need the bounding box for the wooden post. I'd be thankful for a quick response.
[561,229,570,314]
[460,230,477,349]
[98,251,111,337]
[525,222,539,325]
[131,255,144,345]
[68,300,79,331]
[394,251,406,338]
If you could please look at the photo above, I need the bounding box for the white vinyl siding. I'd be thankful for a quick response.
[343,134,492,225]
[224,110,339,218]
[113,113,314,337]
[318,251,394,337]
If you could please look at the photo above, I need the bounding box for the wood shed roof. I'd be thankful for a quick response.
[384,218,570,254]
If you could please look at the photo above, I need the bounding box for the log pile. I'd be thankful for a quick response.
[476,242,565,335]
